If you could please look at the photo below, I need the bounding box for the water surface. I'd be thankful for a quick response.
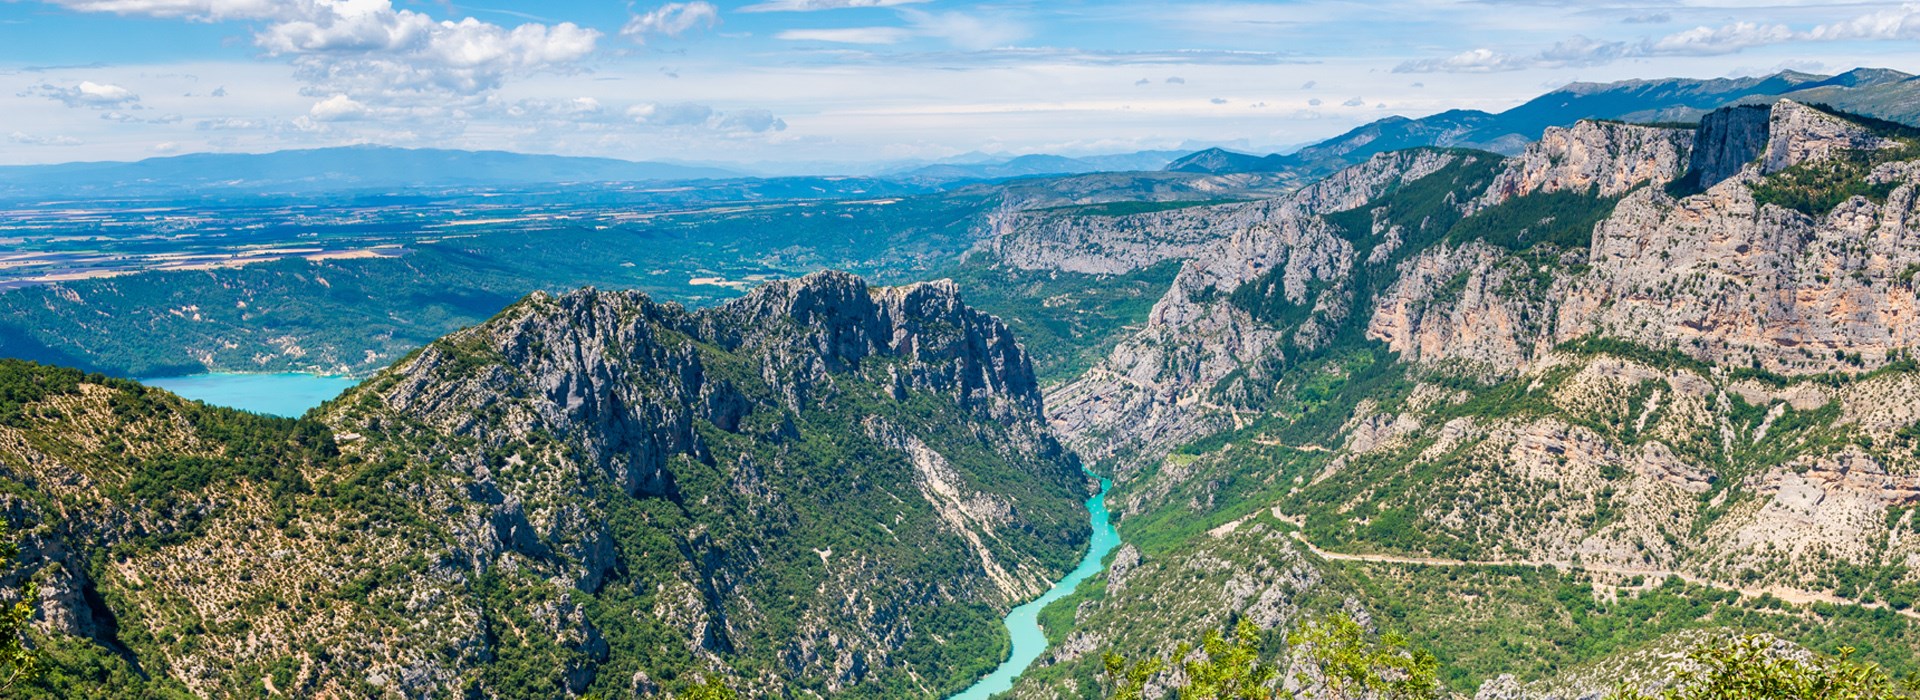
[949,477,1121,700]
[139,372,359,418]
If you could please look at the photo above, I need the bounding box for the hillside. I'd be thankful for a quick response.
[979,99,1920,696]
[0,272,1090,697]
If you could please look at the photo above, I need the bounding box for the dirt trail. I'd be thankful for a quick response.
[1281,524,1920,621]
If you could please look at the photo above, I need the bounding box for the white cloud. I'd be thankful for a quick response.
[41,0,281,20]
[309,94,370,121]
[152,141,181,153]
[1806,5,1920,41]
[774,8,1023,50]
[1647,21,1792,55]
[8,131,84,146]
[1341,96,1364,106]
[738,0,928,12]
[622,2,719,45]
[628,102,715,126]
[100,110,182,124]
[1399,5,1920,73]
[47,0,600,113]
[626,102,786,133]
[775,27,911,44]
[901,9,1026,51]
[28,80,141,108]
[196,117,266,130]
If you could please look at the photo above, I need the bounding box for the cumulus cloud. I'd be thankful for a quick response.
[28,80,141,108]
[622,2,719,44]
[1341,96,1364,107]
[46,0,600,115]
[1209,97,1228,104]
[1134,78,1150,86]
[9,131,83,146]
[309,94,371,121]
[1308,97,1322,106]
[1165,76,1185,84]
[739,0,928,12]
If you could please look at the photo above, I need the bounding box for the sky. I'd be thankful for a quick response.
[3,0,1920,170]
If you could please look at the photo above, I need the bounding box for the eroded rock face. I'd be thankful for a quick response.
[1474,120,1693,209]
[1689,104,1771,189]
[1047,149,1462,465]
[1371,100,1920,376]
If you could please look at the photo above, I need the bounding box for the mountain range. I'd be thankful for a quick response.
[0,146,745,198]
[6,69,1920,699]
[1166,67,1920,180]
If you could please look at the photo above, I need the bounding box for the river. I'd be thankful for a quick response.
[949,476,1121,700]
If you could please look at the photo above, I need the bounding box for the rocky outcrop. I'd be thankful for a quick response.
[1688,104,1772,189]
[1367,100,1920,376]
[1049,149,1466,464]
[1474,120,1693,209]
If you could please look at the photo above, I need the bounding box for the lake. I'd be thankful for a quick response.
[948,476,1121,700]
[139,372,360,418]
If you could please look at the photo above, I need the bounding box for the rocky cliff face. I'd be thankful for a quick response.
[1472,119,1693,209]
[0,271,1089,698]
[1044,149,1465,466]
[998,99,1920,700]
[1372,100,1920,376]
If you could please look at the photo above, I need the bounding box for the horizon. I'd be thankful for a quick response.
[0,65,1894,176]
[6,0,1920,167]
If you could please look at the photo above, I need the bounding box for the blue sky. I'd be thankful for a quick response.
[3,0,1919,168]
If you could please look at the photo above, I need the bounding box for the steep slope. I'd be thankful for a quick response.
[1001,100,1920,697]
[0,271,1090,698]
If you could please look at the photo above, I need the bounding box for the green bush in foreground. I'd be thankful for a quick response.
[0,523,39,693]
[1102,613,1441,700]
[1610,635,1919,700]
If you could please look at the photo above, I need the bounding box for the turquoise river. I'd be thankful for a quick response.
[135,372,1124,697]
[949,476,1120,699]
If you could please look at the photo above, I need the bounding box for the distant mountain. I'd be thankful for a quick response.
[893,150,1187,182]
[1169,67,1919,176]
[0,145,744,198]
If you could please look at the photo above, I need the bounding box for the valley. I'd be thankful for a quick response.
[6,65,1920,699]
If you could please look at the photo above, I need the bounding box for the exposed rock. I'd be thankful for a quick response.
[1474,120,1693,209]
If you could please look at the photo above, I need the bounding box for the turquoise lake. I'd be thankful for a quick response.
[139,373,360,418]
[950,477,1120,700]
